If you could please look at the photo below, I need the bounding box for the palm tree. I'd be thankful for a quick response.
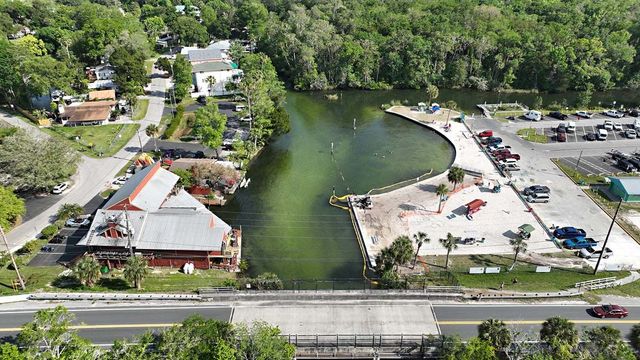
[375,247,395,275]
[390,235,413,270]
[56,203,83,221]
[411,232,430,269]
[478,319,511,350]
[425,84,439,104]
[509,235,528,271]
[447,166,465,189]
[540,317,578,350]
[435,184,449,213]
[445,100,458,125]
[145,124,159,152]
[74,255,101,288]
[439,233,458,269]
[206,76,216,96]
[123,256,149,290]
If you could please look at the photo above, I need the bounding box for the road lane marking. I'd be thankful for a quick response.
[0,305,230,315]
[438,319,640,325]
[0,323,180,332]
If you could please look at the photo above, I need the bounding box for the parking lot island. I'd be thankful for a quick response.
[350,106,555,268]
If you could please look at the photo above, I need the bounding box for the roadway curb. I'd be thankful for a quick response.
[28,292,200,301]
[0,294,30,304]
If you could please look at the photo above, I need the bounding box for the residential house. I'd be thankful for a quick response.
[88,90,116,101]
[192,62,242,96]
[87,64,117,90]
[59,100,116,126]
[78,162,241,270]
[175,5,201,18]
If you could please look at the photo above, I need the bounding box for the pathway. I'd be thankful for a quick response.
[3,68,167,252]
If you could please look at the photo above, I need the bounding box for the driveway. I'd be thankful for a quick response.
[473,117,640,270]
[3,68,167,252]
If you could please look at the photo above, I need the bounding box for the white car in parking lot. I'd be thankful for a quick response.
[576,111,594,118]
[112,176,127,185]
[603,120,614,130]
[605,109,624,118]
[66,216,91,227]
[626,129,637,139]
[614,122,623,131]
[52,183,68,194]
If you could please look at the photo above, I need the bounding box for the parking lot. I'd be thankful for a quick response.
[557,155,624,176]
[28,227,88,266]
[533,122,639,143]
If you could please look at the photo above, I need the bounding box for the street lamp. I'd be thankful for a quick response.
[594,198,623,274]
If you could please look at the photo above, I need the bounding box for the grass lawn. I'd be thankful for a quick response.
[592,279,640,297]
[132,99,149,121]
[552,159,606,185]
[517,128,548,143]
[45,124,140,158]
[422,254,627,292]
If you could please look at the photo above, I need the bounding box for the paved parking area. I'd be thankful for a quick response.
[28,227,88,266]
[535,123,638,143]
[512,112,629,123]
[557,155,623,176]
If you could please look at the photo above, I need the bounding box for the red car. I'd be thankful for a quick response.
[495,153,521,161]
[557,132,567,142]
[592,304,629,318]
[478,130,493,138]
[492,149,511,157]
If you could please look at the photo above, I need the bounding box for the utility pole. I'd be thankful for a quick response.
[123,205,134,257]
[0,225,25,290]
[136,130,143,153]
[594,199,622,274]
[575,150,583,172]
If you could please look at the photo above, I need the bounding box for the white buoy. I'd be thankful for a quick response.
[331,142,334,154]
[353,118,356,130]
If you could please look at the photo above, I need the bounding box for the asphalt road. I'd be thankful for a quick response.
[0,305,232,345]
[433,304,640,339]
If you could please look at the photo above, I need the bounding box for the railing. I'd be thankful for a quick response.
[198,286,236,294]
[575,277,616,289]
[283,334,444,355]
[367,169,434,196]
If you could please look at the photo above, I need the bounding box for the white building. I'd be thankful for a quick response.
[94,64,116,80]
[191,62,242,97]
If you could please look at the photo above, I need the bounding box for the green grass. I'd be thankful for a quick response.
[592,279,640,297]
[132,99,149,121]
[423,254,626,292]
[553,159,606,185]
[517,128,548,143]
[44,124,141,158]
[144,59,155,75]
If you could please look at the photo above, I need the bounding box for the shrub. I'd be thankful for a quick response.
[20,239,41,255]
[163,105,184,139]
[250,272,283,290]
[40,225,59,239]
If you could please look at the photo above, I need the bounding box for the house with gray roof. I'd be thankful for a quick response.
[78,162,241,270]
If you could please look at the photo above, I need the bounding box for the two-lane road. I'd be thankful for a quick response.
[434,304,640,339]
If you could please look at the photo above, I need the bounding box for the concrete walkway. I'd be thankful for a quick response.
[3,68,167,251]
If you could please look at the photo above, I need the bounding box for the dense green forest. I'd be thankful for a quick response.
[1,0,639,102]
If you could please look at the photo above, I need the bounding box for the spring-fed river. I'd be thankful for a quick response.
[218,91,455,282]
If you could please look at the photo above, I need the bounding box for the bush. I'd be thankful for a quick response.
[250,272,283,290]
[40,224,59,239]
[19,240,41,255]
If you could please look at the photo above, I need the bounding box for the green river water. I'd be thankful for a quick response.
[219,89,640,282]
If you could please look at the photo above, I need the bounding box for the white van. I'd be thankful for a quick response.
[598,128,608,140]
[527,193,550,203]
[524,110,542,121]
[235,104,246,112]
[499,158,518,166]
[567,121,576,132]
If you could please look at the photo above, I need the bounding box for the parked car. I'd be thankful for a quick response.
[235,104,246,112]
[548,111,568,120]
[556,123,567,133]
[557,132,567,142]
[498,158,518,166]
[634,118,640,130]
[584,132,597,141]
[626,129,637,139]
[527,193,550,203]
[553,227,586,239]
[112,176,127,185]
[523,185,550,196]
[500,163,521,171]
[524,110,542,121]
[598,128,608,140]
[51,182,68,195]
[603,120,614,130]
[488,143,511,152]
[567,121,576,132]
[482,136,502,145]
[197,95,207,105]
[613,122,623,131]
[49,234,68,244]
[491,149,512,157]
[605,109,624,118]
[495,153,521,161]
[579,246,613,259]
[576,111,594,118]
[563,237,597,249]
[240,115,252,122]
[627,109,640,117]
[617,158,637,172]
[478,130,493,138]
[592,304,628,318]
[66,216,91,228]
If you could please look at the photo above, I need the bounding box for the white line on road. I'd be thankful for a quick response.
[0,305,231,315]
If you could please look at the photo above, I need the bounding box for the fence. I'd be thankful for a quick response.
[278,274,459,291]
[367,169,434,196]
[575,277,616,290]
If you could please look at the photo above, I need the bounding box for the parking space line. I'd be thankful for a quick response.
[580,158,610,174]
